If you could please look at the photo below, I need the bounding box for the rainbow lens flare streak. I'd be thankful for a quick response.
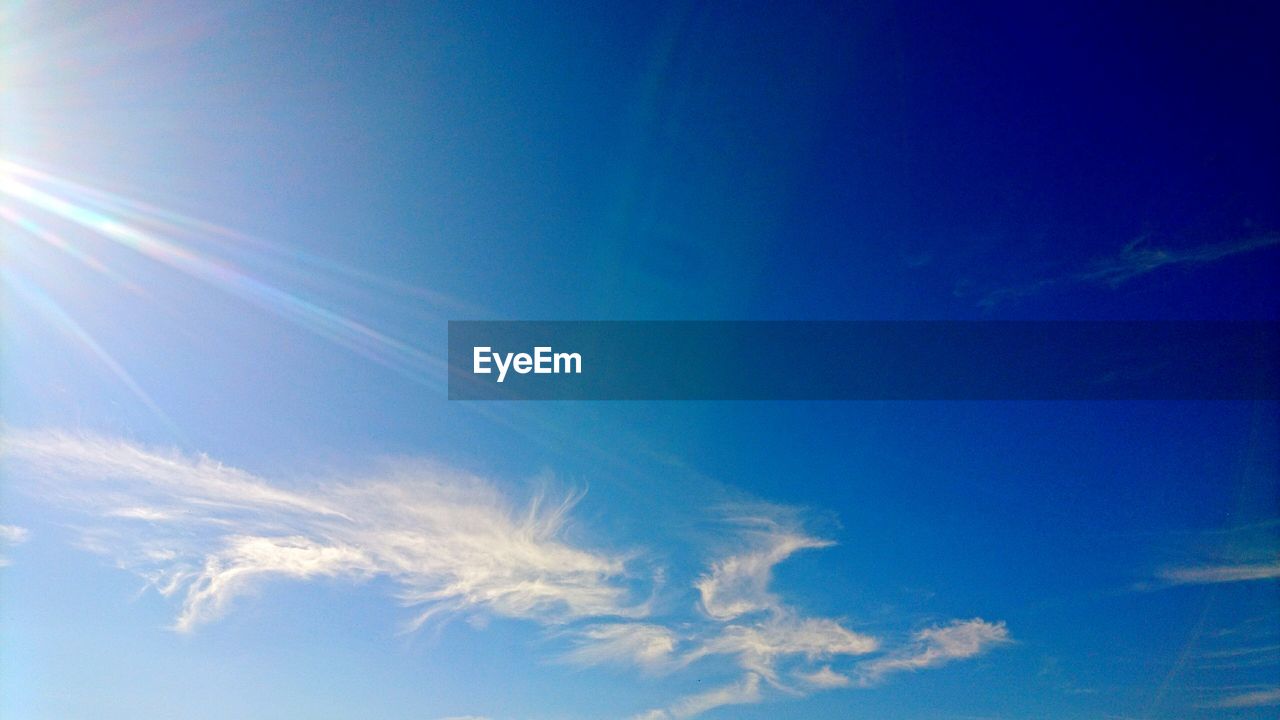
[1,158,445,424]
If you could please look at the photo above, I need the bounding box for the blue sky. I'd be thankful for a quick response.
[1,2,1278,719]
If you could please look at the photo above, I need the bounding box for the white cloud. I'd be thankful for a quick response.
[859,618,1011,683]
[594,517,897,719]
[105,507,176,521]
[636,673,763,720]
[669,672,762,718]
[1209,687,1280,708]
[561,623,680,670]
[567,513,1007,718]
[0,523,30,567]
[2,428,1013,718]
[173,535,372,631]
[0,524,29,544]
[687,517,878,690]
[693,613,878,685]
[796,665,852,688]
[1,428,646,631]
[1159,559,1280,585]
[591,608,879,718]
[695,518,831,620]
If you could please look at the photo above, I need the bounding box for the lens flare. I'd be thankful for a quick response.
[1,159,480,316]
[0,268,175,433]
[1,204,147,295]
[1,158,446,393]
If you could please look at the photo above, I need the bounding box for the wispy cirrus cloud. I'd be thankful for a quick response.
[0,428,647,631]
[660,672,762,719]
[695,518,832,620]
[1199,643,1280,661]
[858,618,1012,684]
[611,514,1003,719]
[976,233,1279,308]
[1077,234,1280,287]
[561,623,681,670]
[1208,686,1280,708]
[1158,559,1280,586]
[689,612,879,684]
[0,523,30,566]
[1144,520,1280,590]
[1,428,1010,718]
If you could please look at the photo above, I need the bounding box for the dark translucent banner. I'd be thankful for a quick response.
[447,321,1279,400]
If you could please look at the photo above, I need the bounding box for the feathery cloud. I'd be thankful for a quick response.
[668,672,762,718]
[1209,687,1280,708]
[977,233,1279,308]
[616,515,999,718]
[1077,234,1280,287]
[561,623,680,670]
[696,519,832,620]
[1158,559,1280,586]
[859,618,1011,684]
[2,428,1011,718]
[634,673,763,720]
[0,428,646,631]
[691,612,879,685]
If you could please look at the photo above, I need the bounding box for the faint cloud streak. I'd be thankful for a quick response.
[0,523,30,566]
[1159,559,1280,586]
[1208,686,1280,708]
[977,233,1279,309]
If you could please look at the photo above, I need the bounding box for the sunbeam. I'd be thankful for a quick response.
[0,269,176,433]
[1,159,483,317]
[0,159,446,388]
[1,204,146,295]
